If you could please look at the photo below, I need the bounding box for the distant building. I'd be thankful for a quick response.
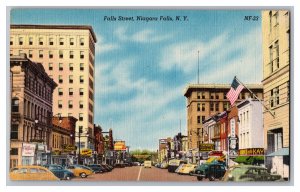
[184,84,263,151]
[262,10,290,180]
[10,24,97,151]
[236,99,263,149]
[10,54,57,168]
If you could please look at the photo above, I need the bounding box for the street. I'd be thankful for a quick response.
[73,166,202,182]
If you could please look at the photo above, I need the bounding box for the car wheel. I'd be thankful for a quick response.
[197,176,203,181]
[209,176,215,181]
[80,172,87,178]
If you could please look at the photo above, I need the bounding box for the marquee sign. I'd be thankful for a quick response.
[114,141,127,151]
[238,148,264,156]
[199,143,215,152]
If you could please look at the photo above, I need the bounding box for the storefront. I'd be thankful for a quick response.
[21,143,36,165]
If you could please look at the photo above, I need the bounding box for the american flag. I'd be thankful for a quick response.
[226,77,244,106]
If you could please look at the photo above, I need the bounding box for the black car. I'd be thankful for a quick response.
[87,164,105,173]
[114,163,126,168]
[191,163,226,181]
[43,164,74,180]
[101,164,112,171]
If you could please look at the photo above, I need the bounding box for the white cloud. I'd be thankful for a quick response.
[159,32,229,73]
[95,33,119,54]
[114,26,172,43]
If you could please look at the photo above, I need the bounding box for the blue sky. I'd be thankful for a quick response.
[11,9,263,151]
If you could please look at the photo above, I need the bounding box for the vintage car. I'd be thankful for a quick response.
[65,164,94,178]
[86,164,105,173]
[10,165,59,181]
[43,164,75,180]
[178,164,197,175]
[222,165,282,182]
[191,163,226,181]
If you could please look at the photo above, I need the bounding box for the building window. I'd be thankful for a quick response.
[197,103,200,111]
[59,75,63,83]
[10,148,18,155]
[28,50,33,58]
[274,11,279,27]
[59,63,63,71]
[269,11,272,33]
[201,92,205,99]
[80,51,84,59]
[68,113,73,117]
[202,103,205,111]
[197,116,201,124]
[80,63,84,71]
[197,92,201,99]
[79,88,84,96]
[79,113,83,121]
[19,37,23,45]
[79,101,83,108]
[59,38,64,45]
[49,38,54,45]
[10,37,13,45]
[287,81,290,101]
[202,116,205,123]
[269,45,273,73]
[70,38,74,46]
[69,51,74,59]
[275,41,279,69]
[39,37,43,45]
[80,76,84,83]
[210,94,214,99]
[59,50,63,58]
[69,63,74,71]
[11,98,19,112]
[49,51,53,58]
[223,102,229,111]
[216,94,219,99]
[49,63,53,71]
[270,87,279,107]
[69,75,73,83]
[69,88,73,96]
[11,124,18,139]
[29,37,33,45]
[210,102,214,111]
[58,100,62,108]
[39,50,43,58]
[58,88,63,96]
[10,50,13,56]
[68,100,73,109]
[80,38,84,46]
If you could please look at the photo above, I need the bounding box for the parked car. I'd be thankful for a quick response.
[10,165,59,181]
[222,165,282,182]
[43,164,74,180]
[178,164,197,175]
[191,163,226,181]
[144,161,152,168]
[161,162,168,169]
[65,164,94,178]
[175,164,185,173]
[87,164,105,173]
[100,164,112,172]
[168,160,186,173]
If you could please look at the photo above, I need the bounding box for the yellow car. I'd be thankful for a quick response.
[66,164,94,178]
[10,165,59,181]
[178,164,197,175]
[144,161,152,168]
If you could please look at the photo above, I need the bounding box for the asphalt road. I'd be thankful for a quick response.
[72,166,202,182]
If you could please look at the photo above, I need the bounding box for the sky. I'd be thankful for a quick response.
[11,9,263,151]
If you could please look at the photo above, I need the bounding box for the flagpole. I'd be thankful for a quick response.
[235,77,275,118]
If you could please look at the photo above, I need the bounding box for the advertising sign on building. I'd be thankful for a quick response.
[22,143,36,157]
[238,148,264,156]
[114,141,126,151]
[230,118,236,137]
[199,143,215,152]
[159,139,167,144]
[80,149,93,156]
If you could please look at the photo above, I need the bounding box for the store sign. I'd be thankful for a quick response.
[37,143,46,151]
[80,149,92,156]
[229,137,237,149]
[230,119,236,137]
[114,141,126,151]
[208,151,223,157]
[22,143,36,157]
[199,143,215,152]
[52,150,61,155]
[63,145,76,152]
[159,139,167,144]
[238,148,264,156]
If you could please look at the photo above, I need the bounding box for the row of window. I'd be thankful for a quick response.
[10,36,85,46]
[239,111,250,128]
[17,50,86,59]
[197,115,206,124]
[48,62,85,71]
[52,134,71,149]
[196,92,247,100]
[56,75,85,84]
[58,88,85,96]
[25,75,53,102]
[58,100,84,109]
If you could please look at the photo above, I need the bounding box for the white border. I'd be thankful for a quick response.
[1,1,298,192]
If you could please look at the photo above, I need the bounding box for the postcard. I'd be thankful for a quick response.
[8,8,291,183]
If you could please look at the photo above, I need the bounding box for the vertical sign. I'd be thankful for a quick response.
[230,118,236,138]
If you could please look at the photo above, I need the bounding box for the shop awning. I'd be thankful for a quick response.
[266,148,289,157]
